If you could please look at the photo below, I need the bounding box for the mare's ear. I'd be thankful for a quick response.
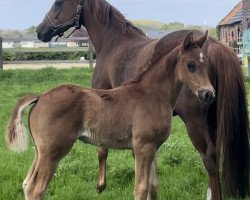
[196,30,208,48]
[183,31,193,50]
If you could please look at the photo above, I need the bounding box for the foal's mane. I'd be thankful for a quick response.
[86,0,145,35]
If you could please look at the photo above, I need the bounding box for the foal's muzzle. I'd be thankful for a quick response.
[198,90,215,105]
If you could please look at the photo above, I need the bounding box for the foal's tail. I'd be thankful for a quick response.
[6,95,39,152]
[207,40,250,199]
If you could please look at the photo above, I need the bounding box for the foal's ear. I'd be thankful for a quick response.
[183,31,193,50]
[196,30,208,48]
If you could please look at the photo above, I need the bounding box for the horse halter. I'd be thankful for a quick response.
[46,0,84,40]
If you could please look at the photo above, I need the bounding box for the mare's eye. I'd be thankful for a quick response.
[186,61,196,73]
[55,0,63,7]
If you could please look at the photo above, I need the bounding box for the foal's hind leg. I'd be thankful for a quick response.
[23,153,37,193]
[24,153,60,200]
[24,136,76,199]
[175,87,221,200]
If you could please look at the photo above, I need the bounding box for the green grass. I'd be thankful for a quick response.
[0,68,209,199]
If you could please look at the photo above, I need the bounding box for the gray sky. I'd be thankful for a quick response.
[0,0,240,29]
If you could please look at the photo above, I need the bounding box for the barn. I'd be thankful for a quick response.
[217,2,243,54]
[217,0,250,56]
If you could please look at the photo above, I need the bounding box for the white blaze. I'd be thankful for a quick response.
[199,52,204,63]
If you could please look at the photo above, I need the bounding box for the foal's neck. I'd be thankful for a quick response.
[83,0,146,54]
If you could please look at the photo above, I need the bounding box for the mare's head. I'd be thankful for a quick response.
[176,31,215,104]
[37,0,84,42]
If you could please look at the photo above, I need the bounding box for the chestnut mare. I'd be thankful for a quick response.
[7,32,213,200]
[36,0,249,199]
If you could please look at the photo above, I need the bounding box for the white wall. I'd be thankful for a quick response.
[21,41,34,48]
[3,42,13,48]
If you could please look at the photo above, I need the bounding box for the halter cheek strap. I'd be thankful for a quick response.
[46,0,84,40]
[75,1,84,29]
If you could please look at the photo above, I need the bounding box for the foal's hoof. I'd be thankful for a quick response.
[96,184,106,193]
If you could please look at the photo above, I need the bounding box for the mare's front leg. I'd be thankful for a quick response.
[92,77,112,193]
[96,147,108,192]
[133,139,156,200]
[175,85,221,200]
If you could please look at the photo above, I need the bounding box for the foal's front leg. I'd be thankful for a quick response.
[133,141,156,200]
[147,157,158,200]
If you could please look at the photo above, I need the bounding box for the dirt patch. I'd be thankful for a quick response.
[3,62,95,70]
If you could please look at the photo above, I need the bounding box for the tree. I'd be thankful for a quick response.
[26,26,37,35]
[161,22,185,30]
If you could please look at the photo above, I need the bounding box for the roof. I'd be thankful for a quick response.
[218,1,242,26]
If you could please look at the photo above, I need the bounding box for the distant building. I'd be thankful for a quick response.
[3,40,13,48]
[145,30,173,39]
[217,2,243,54]
[217,0,250,55]
[3,38,49,49]
[2,37,88,49]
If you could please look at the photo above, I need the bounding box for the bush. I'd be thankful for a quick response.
[3,51,95,61]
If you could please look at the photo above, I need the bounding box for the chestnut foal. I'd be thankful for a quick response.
[7,32,214,200]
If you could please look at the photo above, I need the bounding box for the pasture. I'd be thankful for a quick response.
[0,68,247,200]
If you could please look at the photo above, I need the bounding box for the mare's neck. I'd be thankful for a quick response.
[137,49,183,109]
[83,0,146,54]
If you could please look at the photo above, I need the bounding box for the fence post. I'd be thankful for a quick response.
[0,37,3,70]
[88,39,94,68]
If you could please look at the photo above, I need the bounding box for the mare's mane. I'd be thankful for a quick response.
[86,0,145,35]
[122,42,180,86]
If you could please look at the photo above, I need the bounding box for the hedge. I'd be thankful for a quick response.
[3,51,96,61]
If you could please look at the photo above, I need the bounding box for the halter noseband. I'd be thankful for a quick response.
[46,0,84,40]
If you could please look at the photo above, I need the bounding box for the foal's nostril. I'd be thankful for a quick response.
[198,90,215,105]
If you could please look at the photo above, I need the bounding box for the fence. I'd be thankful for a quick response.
[0,37,95,70]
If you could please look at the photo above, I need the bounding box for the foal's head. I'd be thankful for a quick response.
[37,0,84,42]
[177,31,215,104]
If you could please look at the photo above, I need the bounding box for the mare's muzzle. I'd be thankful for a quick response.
[198,90,215,105]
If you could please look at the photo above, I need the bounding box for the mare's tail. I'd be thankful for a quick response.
[207,40,250,199]
[6,95,39,152]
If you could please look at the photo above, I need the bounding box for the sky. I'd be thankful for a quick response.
[0,0,240,29]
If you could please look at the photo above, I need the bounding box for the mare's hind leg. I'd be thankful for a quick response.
[175,86,221,200]
[96,147,108,193]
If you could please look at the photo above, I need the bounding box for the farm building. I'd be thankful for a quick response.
[217,1,243,54]
[217,0,250,55]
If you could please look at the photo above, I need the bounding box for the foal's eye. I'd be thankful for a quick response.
[186,61,196,73]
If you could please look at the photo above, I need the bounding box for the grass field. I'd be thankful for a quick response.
[1,67,244,200]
